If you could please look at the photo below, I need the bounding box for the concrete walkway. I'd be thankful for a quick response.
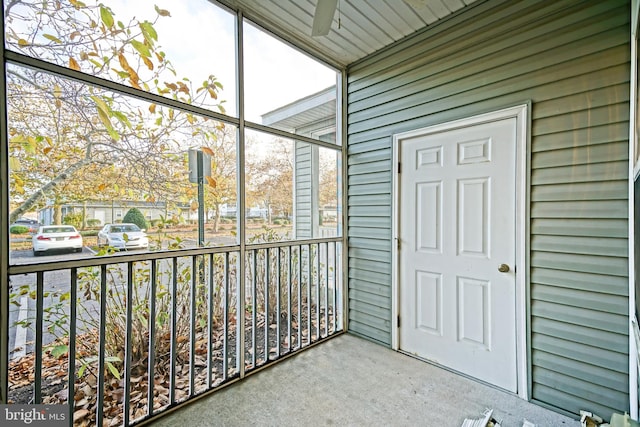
[151,333,580,427]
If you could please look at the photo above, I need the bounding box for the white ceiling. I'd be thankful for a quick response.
[217,0,481,68]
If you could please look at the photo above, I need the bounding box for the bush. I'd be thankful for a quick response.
[9,225,30,234]
[86,218,101,227]
[122,208,148,230]
[63,212,83,229]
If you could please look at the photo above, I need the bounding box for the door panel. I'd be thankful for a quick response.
[399,117,517,392]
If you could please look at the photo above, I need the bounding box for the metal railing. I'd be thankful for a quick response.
[5,238,343,426]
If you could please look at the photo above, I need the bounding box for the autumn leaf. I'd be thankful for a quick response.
[206,176,217,188]
[142,56,154,71]
[43,147,53,155]
[154,5,171,16]
[117,52,130,70]
[17,38,28,46]
[69,57,81,70]
[201,147,214,156]
[43,34,62,43]
[149,103,156,114]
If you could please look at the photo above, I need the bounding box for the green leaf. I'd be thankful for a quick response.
[43,34,62,43]
[77,364,86,377]
[112,111,132,128]
[99,6,114,28]
[140,21,158,43]
[51,344,68,358]
[90,95,110,118]
[107,127,120,142]
[131,39,151,58]
[106,361,121,379]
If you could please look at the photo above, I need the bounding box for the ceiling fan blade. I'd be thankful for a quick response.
[312,0,338,37]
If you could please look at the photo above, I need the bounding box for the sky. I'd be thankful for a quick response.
[112,0,337,123]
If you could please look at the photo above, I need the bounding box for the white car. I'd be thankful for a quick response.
[97,223,149,250]
[32,225,83,256]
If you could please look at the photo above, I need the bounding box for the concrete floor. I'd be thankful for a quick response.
[151,333,580,427]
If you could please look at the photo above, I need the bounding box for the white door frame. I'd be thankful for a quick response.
[391,104,529,399]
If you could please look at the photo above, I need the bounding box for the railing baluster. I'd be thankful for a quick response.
[190,256,197,396]
[276,248,281,358]
[207,254,214,388]
[97,265,107,427]
[223,252,229,381]
[332,242,337,334]
[148,261,157,415]
[251,250,257,368]
[287,247,292,353]
[67,268,78,427]
[297,245,302,350]
[170,258,178,405]
[264,248,269,362]
[34,271,44,404]
[123,262,134,426]
[315,243,320,341]
[306,244,311,346]
[324,242,329,338]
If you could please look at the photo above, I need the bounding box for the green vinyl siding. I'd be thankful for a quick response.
[346,0,630,417]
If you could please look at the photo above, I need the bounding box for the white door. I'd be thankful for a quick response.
[399,117,517,392]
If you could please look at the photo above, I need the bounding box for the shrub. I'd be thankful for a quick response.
[63,212,83,229]
[122,208,148,230]
[9,225,29,234]
[87,218,101,227]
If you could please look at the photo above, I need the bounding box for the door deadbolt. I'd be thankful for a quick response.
[498,264,510,273]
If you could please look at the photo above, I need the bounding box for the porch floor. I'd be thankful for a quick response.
[150,333,580,426]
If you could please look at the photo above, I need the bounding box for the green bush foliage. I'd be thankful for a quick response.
[63,212,83,229]
[123,208,149,230]
[87,218,101,227]
[9,225,30,234]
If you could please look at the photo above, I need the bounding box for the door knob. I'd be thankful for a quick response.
[498,264,510,273]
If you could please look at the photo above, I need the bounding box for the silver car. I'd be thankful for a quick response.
[97,223,149,250]
[32,225,83,256]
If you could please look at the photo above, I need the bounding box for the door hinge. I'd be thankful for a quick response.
[397,315,401,328]
[396,238,400,250]
[398,162,401,174]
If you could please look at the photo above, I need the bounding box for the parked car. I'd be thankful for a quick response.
[32,225,83,256]
[97,223,149,250]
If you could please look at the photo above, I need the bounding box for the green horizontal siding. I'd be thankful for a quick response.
[346,0,630,416]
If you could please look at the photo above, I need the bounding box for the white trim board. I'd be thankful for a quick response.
[391,104,529,400]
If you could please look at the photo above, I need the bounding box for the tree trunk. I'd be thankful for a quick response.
[213,203,220,233]
[82,200,87,230]
[54,205,62,225]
